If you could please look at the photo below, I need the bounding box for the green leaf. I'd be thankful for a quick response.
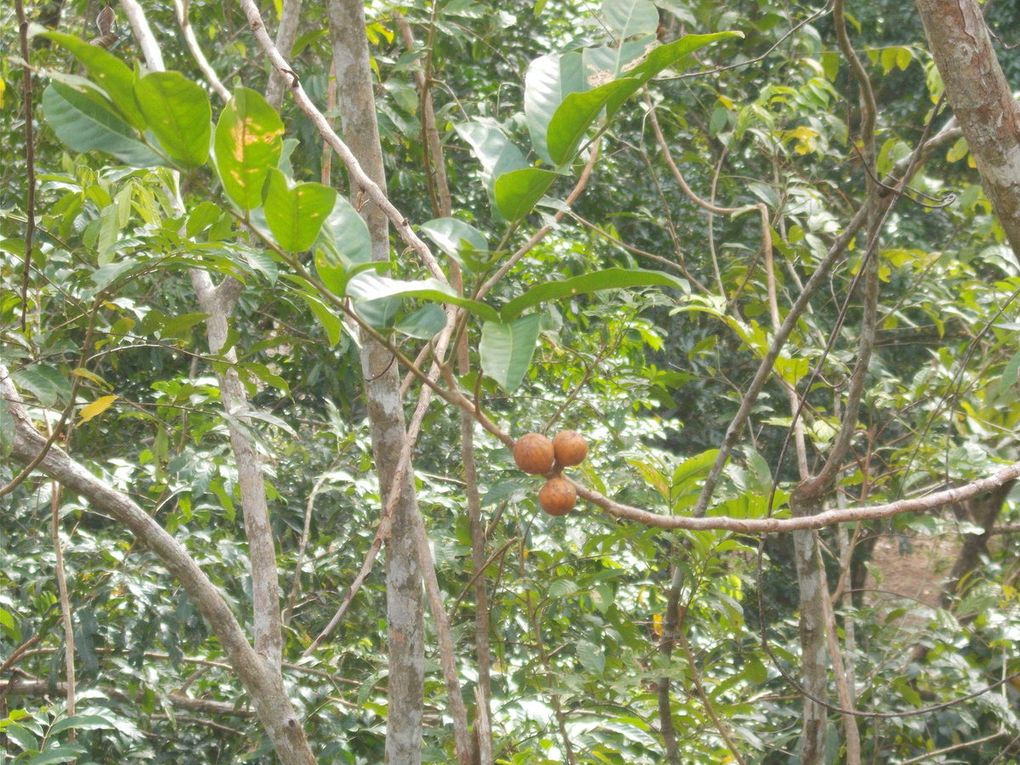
[3,723,37,751]
[602,0,659,38]
[394,304,449,339]
[604,32,742,115]
[420,217,489,270]
[214,87,285,210]
[38,30,146,128]
[576,638,606,675]
[479,314,543,392]
[547,79,636,165]
[14,365,73,407]
[315,197,373,294]
[346,273,499,322]
[500,267,687,320]
[493,168,559,221]
[298,292,342,346]
[455,119,528,181]
[133,72,211,168]
[263,168,337,251]
[25,748,87,765]
[524,51,585,164]
[42,83,162,167]
[546,33,741,165]
[48,716,114,736]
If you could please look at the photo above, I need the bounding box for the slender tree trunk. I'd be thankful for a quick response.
[915,0,1020,265]
[791,497,829,764]
[328,2,425,762]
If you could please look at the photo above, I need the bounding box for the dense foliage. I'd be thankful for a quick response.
[2,0,1019,763]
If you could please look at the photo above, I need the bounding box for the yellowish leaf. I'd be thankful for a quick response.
[79,395,119,423]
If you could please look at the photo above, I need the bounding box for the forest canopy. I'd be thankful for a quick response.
[2,0,1020,763]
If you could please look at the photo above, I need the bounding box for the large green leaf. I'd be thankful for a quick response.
[524,52,585,165]
[547,32,741,165]
[42,83,163,167]
[263,168,337,252]
[547,79,636,165]
[603,32,742,115]
[345,273,498,321]
[479,314,543,392]
[455,119,528,182]
[134,72,211,168]
[602,0,659,38]
[493,168,559,220]
[314,197,373,296]
[38,29,146,129]
[420,217,489,270]
[500,267,687,320]
[214,87,284,210]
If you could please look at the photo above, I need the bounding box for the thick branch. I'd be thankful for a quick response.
[916,0,1020,266]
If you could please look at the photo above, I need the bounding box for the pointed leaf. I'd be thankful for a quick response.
[38,30,146,128]
[79,395,118,423]
[214,87,284,210]
[314,197,375,295]
[346,273,499,321]
[479,314,543,392]
[603,32,742,115]
[134,71,211,167]
[500,267,687,320]
[547,78,636,165]
[263,168,337,251]
[42,83,162,167]
[493,167,559,220]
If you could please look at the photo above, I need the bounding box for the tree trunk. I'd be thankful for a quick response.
[328,2,425,762]
[915,0,1020,265]
[791,495,829,764]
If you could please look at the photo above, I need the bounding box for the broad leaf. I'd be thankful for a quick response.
[500,267,687,320]
[394,304,448,339]
[214,87,284,210]
[547,33,741,165]
[493,167,559,220]
[315,197,373,295]
[79,395,118,423]
[134,72,211,168]
[603,32,742,115]
[48,716,114,736]
[524,52,585,165]
[420,217,489,270]
[38,29,145,128]
[602,0,659,39]
[263,168,337,251]
[455,119,528,182]
[42,82,162,167]
[547,79,636,165]
[346,273,499,321]
[479,314,543,392]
